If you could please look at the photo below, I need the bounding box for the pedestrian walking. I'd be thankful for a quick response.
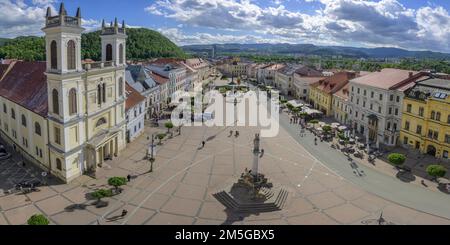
[202,141,206,148]
[229,130,233,137]
[121,209,128,217]
[127,174,131,182]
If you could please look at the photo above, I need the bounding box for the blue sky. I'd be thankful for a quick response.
[2,0,450,52]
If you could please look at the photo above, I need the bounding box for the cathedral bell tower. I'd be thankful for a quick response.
[100,18,127,66]
[42,3,84,74]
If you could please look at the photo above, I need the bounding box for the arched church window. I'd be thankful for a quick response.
[69,88,77,115]
[96,117,107,127]
[51,41,57,70]
[119,44,124,64]
[106,44,113,61]
[67,40,76,70]
[52,89,59,114]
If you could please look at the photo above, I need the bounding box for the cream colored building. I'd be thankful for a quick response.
[332,84,351,125]
[0,5,127,182]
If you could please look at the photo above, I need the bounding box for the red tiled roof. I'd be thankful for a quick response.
[125,83,146,111]
[295,67,323,77]
[0,61,48,117]
[294,76,323,86]
[0,64,10,80]
[334,84,350,100]
[148,58,183,65]
[351,68,420,90]
[311,72,356,95]
[149,72,169,85]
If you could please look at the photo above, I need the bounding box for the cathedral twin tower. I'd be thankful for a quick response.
[41,3,128,182]
[43,2,127,73]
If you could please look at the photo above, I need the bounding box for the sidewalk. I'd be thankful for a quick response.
[281,109,450,196]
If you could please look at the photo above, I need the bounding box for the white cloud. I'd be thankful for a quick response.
[0,0,103,37]
[148,0,450,52]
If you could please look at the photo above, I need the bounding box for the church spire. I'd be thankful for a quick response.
[46,7,52,17]
[59,2,66,16]
[76,7,81,18]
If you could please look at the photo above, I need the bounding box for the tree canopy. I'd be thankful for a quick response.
[0,28,185,61]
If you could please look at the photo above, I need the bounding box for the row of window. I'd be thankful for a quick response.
[51,79,124,116]
[352,87,400,102]
[402,137,449,159]
[49,40,125,71]
[52,88,77,116]
[405,104,450,123]
[1,105,43,136]
[404,121,450,143]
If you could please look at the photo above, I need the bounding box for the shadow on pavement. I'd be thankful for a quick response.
[396,171,416,183]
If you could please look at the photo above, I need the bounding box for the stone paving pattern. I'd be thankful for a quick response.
[1,122,449,225]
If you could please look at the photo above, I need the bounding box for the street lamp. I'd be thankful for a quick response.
[147,134,156,173]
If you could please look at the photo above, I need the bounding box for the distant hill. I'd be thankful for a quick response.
[183,43,450,59]
[0,28,186,61]
[0,38,10,46]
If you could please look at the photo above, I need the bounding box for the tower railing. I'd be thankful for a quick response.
[45,16,80,27]
[83,61,116,71]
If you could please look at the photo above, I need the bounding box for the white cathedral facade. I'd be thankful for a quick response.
[0,4,128,182]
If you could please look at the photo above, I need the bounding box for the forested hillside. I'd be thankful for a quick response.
[0,28,185,61]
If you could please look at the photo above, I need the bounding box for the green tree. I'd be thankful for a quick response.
[0,28,186,61]
[165,121,174,133]
[27,214,49,225]
[388,153,406,166]
[426,165,447,181]
[91,189,113,201]
[108,177,127,192]
[322,125,332,133]
[157,133,166,145]
[286,103,294,111]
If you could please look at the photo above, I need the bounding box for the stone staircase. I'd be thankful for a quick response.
[213,188,289,213]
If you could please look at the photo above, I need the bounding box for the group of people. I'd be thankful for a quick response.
[290,117,303,125]
[229,130,240,137]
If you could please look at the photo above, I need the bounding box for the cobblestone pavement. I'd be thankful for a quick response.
[1,121,449,225]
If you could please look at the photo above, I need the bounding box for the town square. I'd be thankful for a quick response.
[0,1,449,227]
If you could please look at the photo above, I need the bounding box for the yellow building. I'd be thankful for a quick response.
[400,78,450,160]
[0,4,128,182]
[309,72,356,116]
